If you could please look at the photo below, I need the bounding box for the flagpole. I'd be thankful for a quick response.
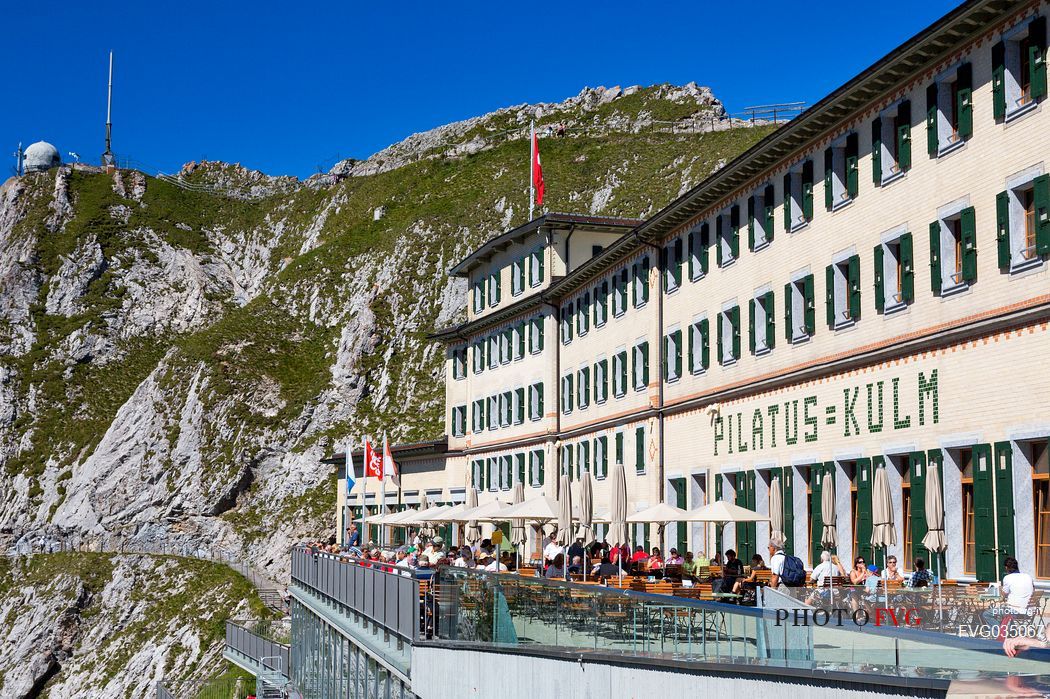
[360,437,368,551]
[529,120,535,222]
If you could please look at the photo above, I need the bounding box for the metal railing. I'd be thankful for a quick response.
[290,547,422,641]
[225,620,290,674]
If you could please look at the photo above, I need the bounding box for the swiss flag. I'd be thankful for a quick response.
[532,129,545,207]
[364,438,383,480]
[383,436,400,488]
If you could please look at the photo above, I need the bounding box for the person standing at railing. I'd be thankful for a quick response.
[346,524,360,549]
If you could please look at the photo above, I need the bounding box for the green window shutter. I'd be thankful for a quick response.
[873,244,885,314]
[803,274,815,336]
[495,274,502,303]
[1034,174,1050,255]
[518,322,526,356]
[871,118,882,185]
[635,427,645,474]
[994,441,1017,560]
[909,452,927,566]
[764,184,775,243]
[688,323,695,374]
[537,382,544,416]
[688,229,697,280]
[926,83,939,156]
[517,258,525,291]
[782,467,795,556]
[537,318,545,351]
[1030,17,1047,101]
[995,190,1011,270]
[700,318,710,370]
[747,196,756,251]
[517,453,526,485]
[992,41,1006,120]
[748,298,756,355]
[897,100,911,171]
[960,206,977,282]
[615,431,624,464]
[641,257,650,303]
[783,173,793,229]
[957,64,973,139]
[538,451,546,486]
[673,238,683,287]
[900,232,915,303]
[715,216,724,267]
[582,368,590,406]
[516,387,525,423]
[619,351,628,394]
[801,160,814,220]
[537,250,545,281]
[929,222,942,294]
[848,254,861,320]
[729,206,740,259]
[972,443,995,581]
[784,282,793,341]
[715,474,723,502]
[825,264,835,329]
[856,457,874,564]
[673,329,682,378]
[730,306,741,360]
[823,147,834,211]
[632,344,639,387]
[845,133,859,199]
[764,291,775,349]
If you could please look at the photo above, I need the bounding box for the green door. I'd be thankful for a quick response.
[781,467,795,557]
[973,444,997,582]
[995,441,1017,564]
[671,478,688,555]
[926,449,945,573]
[735,471,757,560]
[909,452,928,567]
[810,464,824,566]
[855,458,874,565]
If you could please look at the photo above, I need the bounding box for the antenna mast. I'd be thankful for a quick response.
[14,142,23,177]
[102,51,115,170]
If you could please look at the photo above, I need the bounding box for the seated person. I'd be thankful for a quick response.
[665,548,684,566]
[680,552,699,579]
[590,554,624,578]
[567,538,586,565]
[567,555,585,574]
[545,553,567,579]
[718,549,744,593]
[732,554,767,594]
[811,551,847,587]
[909,558,932,588]
[849,556,872,585]
[628,545,649,571]
[646,547,664,571]
[499,551,515,571]
[882,555,905,582]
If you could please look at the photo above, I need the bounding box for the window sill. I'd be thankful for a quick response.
[720,359,737,367]
[884,300,908,316]
[880,169,906,187]
[832,317,857,331]
[689,369,707,377]
[789,219,809,234]
[1005,99,1039,124]
[937,139,966,159]
[939,281,970,299]
[789,332,811,345]
[665,285,681,295]
[753,240,771,253]
[665,376,681,384]
[831,197,854,213]
[689,272,706,283]
[1009,255,1044,276]
[614,392,627,400]
[754,347,771,357]
[719,257,737,269]
[634,301,648,310]
[595,320,607,329]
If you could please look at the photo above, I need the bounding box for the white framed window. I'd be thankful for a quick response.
[512,257,526,296]
[632,256,650,308]
[529,316,544,354]
[594,281,608,327]
[561,302,573,344]
[500,455,512,491]
[631,339,649,391]
[561,373,574,414]
[785,273,815,343]
[512,386,524,425]
[612,269,628,317]
[500,329,511,364]
[688,315,709,375]
[612,348,627,398]
[487,458,497,491]
[718,305,740,366]
[874,100,912,183]
[451,347,466,380]
[472,280,486,313]
[528,382,544,421]
[487,395,499,431]
[930,200,976,295]
[998,167,1048,273]
[994,18,1046,122]
[823,133,858,211]
[577,292,590,336]
[783,161,814,232]
[529,247,545,287]
[825,254,861,328]
[528,449,545,487]
[577,365,590,409]
[594,435,608,480]
[576,441,589,480]
[488,335,498,369]
[451,405,466,437]
[747,185,774,252]
[594,356,609,404]
[717,208,739,267]
[472,340,484,374]
[749,289,774,356]
[926,65,970,158]
[663,237,683,292]
[512,323,524,361]
[687,223,709,281]
[874,229,914,314]
[471,399,485,433]
[488,271,501,307]
[663,326,682,382]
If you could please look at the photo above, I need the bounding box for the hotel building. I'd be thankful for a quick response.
[336,0,1050,587]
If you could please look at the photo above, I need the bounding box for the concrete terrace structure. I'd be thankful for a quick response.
[335,0,1050,587]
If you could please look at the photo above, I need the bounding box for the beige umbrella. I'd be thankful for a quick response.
[510,483,527,546]
[465,487,482,545]
[871,465,898,549]
[487,496,559,522]
[684,500,770,523]
[416,493,433,537]
[608,461,629,547]
[820,470,837,551]
[577,473,595,542]
[922,457,947,599]
[556,471,573,545]
[768,475,787,548]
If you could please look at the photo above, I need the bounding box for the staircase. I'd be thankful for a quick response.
[256,670,285,699]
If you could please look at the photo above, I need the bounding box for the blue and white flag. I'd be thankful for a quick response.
[345,444,357,494]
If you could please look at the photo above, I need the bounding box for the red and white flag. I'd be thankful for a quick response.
[364,438,383,480]
[382,435,400,488]
[532,126,545,207]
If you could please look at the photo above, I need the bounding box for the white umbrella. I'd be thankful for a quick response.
[510,483,527,546]
[871,464,898,608]
[399,504,452,528]
[922,457,947,607]
[488,496,560,522]
[628,503,690,574]
[416,493,433,537]
[820,471,837,551]
[451,498,508,523]
[769,475,787,548]
[684,500,770,523]
[556,472,573,546]
[465,487,481,544]
[608,460,629,548]
[577,472,595,542]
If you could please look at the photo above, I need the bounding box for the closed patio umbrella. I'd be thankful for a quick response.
[820,471,837,551]
[556,472,573,546]
[510,482,527,546]
[465,487,482,545]
[577,472,594,543]
[608,460,629,548]
[870,464,897,608]
[417,493,433,538]
[769,475,787,549]
[922,456,947,604]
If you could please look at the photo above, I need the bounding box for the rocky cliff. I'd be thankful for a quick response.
[0,84,776,694]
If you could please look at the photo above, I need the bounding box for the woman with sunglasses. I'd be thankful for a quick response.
[849,556,873,585]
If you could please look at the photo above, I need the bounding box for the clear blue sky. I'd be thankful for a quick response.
[6,1,960,179]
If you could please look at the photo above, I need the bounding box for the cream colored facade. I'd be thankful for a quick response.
[337,0,1050,583]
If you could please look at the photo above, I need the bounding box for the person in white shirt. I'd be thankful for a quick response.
[768,544,786,588]
[394,550,414,577]
[481,555,507,572]
[543,539,563,566]
[423,537,444,566]
[1001,557,1035,614]
[810,551,846,587]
